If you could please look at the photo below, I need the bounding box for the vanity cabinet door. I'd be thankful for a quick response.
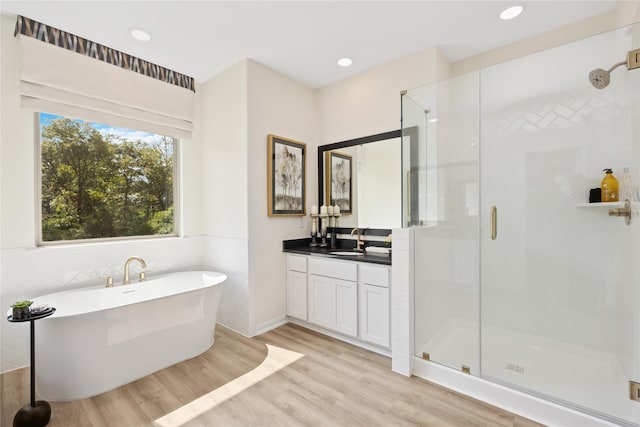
[286,254,308,320]
[334,278,357,337]
[359,283,390,347]
[358,264,390,347]
[286,269,307,320]
[308,274,333,330]
[308,274,357,337]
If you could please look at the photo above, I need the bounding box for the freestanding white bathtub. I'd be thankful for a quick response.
[31,270,226,401]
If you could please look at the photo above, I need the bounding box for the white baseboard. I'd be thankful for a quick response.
[254,316,289,336]
[217,316,289,338]
[413,357,625,427]
[288,318,391,358]
[218,317,391,360]
[215,322,253,338]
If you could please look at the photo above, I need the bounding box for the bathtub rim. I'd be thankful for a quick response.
[26,270,227,320]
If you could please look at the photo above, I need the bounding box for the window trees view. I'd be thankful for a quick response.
[39,113,176,242]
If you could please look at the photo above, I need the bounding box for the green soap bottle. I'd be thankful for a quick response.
[601,168,619,202]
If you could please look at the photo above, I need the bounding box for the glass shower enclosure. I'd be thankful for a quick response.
[404,23,640,425]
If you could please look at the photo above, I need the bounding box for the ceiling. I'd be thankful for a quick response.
[0,1,619,88]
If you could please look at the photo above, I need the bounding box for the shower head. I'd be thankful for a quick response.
[589,68,611,89]
[588,60,627,89]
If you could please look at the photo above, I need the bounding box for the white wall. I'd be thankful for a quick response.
[317,46,451,145]
[1,14,35,249]
[452,2,640,76]
[199,61,249,240]
[194,59,318,336]
[195,60,251,335]
[246,60,318,333]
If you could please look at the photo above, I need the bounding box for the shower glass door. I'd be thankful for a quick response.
[480,23,640,424]
[405,72,480,373]
[406,22,640,425]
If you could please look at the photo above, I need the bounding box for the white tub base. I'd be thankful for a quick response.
[33,271,225,401]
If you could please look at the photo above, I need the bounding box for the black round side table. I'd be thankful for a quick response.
[7,307,56,427]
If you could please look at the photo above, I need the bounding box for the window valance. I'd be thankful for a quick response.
[15,16,195,139]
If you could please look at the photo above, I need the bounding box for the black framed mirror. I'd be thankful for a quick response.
[317,128,418,231]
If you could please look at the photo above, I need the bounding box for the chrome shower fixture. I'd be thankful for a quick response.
[589,61,626,89]
[589,48,640,89]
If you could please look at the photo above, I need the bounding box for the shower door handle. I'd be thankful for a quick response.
[490,206,497,240]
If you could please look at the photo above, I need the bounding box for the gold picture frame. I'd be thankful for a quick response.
[325,151,352,214]
[267,134,306,216]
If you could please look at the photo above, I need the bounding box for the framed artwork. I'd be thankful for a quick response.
[325,151,352,214]
[267,134,306,216]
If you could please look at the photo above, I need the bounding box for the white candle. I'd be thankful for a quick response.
[311,205,318,215]
[334,205,340,215]
[327,205,334,215]
[320,205,327,215]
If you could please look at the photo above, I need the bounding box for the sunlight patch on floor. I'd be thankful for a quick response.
[153,344,304,427]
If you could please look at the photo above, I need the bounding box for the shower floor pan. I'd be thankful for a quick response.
[419,319,632,422]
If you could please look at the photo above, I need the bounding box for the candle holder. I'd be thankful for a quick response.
[329,226,336,249]
[319,213,328,247]
[310,214,319,247]
[328,212,341,249]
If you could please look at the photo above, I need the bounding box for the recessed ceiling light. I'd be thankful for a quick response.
[500,5,524,20]
[337,58,353,67]
[428,118,438,123]
[130,27,151,42]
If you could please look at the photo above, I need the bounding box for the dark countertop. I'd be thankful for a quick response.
[283,238,391,266]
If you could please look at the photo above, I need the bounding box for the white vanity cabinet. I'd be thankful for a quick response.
[308,257,358,337]
[285,253,391,351]
[358,264,390,348]
[286,254,308,320]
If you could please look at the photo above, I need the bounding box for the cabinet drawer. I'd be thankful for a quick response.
[308,257,357,281]
[359,264,389,288]
[287,254,307,273]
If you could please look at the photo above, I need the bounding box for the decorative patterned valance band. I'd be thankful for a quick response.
[15,15,195,92]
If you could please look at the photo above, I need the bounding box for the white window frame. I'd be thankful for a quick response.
[35,112,181,246]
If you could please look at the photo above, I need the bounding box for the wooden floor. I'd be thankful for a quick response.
[1,323,544,426]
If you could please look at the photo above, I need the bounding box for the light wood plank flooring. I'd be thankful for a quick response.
[1,323,545,426]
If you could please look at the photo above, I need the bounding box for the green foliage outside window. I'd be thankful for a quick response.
[40,115,175,242]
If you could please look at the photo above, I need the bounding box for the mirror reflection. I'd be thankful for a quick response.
[318,131,402,229]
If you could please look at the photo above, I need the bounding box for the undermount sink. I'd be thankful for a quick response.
[330,251,364,256]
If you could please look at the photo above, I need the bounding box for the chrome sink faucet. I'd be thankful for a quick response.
[350,228,365,251]
[123,256,147,285]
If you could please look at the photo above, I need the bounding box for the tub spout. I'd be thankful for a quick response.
[123,256,147,285]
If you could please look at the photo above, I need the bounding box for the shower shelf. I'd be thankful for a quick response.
[575,202,625,208]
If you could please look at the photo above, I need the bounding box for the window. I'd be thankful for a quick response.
[38,113,178,243]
